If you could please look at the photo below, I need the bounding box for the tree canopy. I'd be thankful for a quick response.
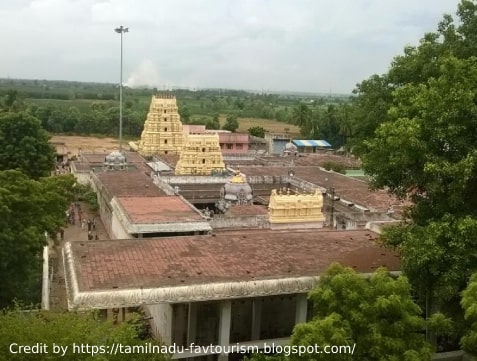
[250,264,431,361]
[222,114,239,132]
[462,273,477,355]
[354,0,477,350]
[0,112,55,179]
[248,126,265,138]
[293,264,431,361]
[0,171,76,307]
[0,308,168,361]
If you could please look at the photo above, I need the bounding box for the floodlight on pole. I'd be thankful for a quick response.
[115,25,128,153]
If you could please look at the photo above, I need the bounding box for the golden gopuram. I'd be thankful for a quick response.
[268,189,325,229]
[138,95,184,156]
[175,134,226,175]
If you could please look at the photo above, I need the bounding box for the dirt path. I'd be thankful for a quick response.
[49,202,110,311]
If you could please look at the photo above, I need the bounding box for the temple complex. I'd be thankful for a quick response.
[59,92,406,361]
[175,134,226,175]
[268,188,325,229]
[137,95,184,156]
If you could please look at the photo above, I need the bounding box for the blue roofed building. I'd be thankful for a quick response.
[292,139,332,153]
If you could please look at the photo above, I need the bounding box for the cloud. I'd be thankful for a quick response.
[0,0,463,93]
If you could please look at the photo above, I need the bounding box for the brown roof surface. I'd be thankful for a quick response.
[95,171,166,201]
[70,229,399,291]
[74,152,150,173]
[117,196,203,223]
[225,205,269,217]
[156,154,180,167]
[240,166,399,211]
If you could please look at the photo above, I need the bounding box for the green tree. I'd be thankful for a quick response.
[363,55,477,221]
[291,103,312,130]
[357,2,477,348]
[206,113,220,129]
[462,273,477,355]
[348,74,393,154]
[248,126,265,138]
[0,171,76,307]
[1,90,25,112]
[290,264,431,361]
[0,112,55,179]
[0,309,168,361]
[222,114,239,132]
[179,105,191,124]
[384,215,477,345]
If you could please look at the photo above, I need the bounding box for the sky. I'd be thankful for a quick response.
[0,0,463,94]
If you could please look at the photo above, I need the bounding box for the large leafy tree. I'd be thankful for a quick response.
[0,309,168,361]
[462,273,477,355]
[357,0,477,349]
[0,112,55,179]
[363,55,477,221]
[0,171,75,307]
[249,265,431,361]
[222,114,239,132]
[289,264,431,361]
[349,0,477,154]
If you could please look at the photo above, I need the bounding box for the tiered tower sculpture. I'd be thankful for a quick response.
[138,95,184,156]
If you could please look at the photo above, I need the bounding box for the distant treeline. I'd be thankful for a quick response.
[0,78,355,147]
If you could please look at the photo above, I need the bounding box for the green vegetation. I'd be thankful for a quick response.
[222,114,239,132]
[354,0,477,353]
[248,126,266,138]
[0,78,350,146]
[321,161,346,174]
[0,171,76,307]
[0,111,55,179]
[0,308,168,361]
[250,264,432,361]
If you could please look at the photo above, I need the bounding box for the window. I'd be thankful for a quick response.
[202,148,206,152]
[164,139,168,144]
[202,159,206,164]
[164,109,167,113]
[236,144,243,150]
[226,144,233,150]
[164,127,168,132]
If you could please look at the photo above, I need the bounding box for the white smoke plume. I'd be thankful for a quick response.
[125,59,160,88]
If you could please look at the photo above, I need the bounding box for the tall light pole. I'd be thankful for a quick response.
[115,25,128,153]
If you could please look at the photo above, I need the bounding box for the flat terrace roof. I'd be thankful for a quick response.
[240,166,398,211]
[117,196,204,224]
[63,229,399,309]
[94,171,166,201]
[73,152,151,173]
[225,205,269,217]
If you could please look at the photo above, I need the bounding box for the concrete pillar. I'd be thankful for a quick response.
[251,299,262,340]
[295,294,308,325]
[218,300,232,361]
[187,302,197,344]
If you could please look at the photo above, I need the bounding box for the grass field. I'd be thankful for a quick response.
[231,116,300,135]
[190,114,301,136]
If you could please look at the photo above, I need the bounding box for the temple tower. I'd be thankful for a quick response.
[175,134,226,175]
[138,95,184,156]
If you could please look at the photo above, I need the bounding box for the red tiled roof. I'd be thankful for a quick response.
[240,166,399,211]
[226,205,269,217]
[71,229,399,292]
[117,196,203,223]
[95,171,166,201]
